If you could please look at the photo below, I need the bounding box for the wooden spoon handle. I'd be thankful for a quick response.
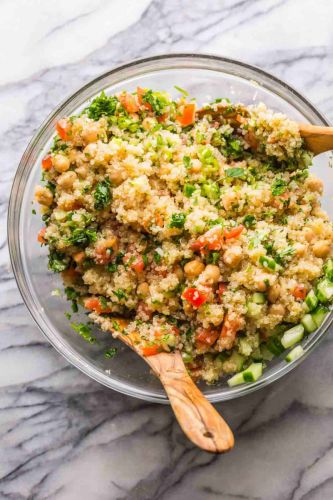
[298,123,333,155]
[146,351,234,453]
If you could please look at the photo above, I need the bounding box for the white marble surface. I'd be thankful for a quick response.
[1,0,333,498]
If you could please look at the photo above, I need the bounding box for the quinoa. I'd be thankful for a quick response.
[35,89,333,384]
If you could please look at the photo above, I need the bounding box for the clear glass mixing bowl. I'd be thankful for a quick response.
[8,54,333,403]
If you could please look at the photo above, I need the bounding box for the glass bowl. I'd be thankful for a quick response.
[8,54,333,403]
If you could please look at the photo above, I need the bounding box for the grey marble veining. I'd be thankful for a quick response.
[1,0,333,498]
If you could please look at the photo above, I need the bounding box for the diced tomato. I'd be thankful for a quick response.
[217,283,227,301]
[224,225,244,240]
[196,328,219,346]
[182,288,208,308]
[191,225,224,252]
[292,285,307,300]
[84,297,112,314]
[137,87,152,110]
[157,113,168,123]
[42,155,52,171]
[131,255,145,274]
[176,103,196,127]
[217,313,242,350]
[56,118,71,141]
[73,251,85,264]
[119,93,139,113]
[141,344,160,356]
[37,227,46,244]
[95,240,115,265]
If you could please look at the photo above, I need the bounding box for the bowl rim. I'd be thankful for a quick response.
[8,52,333,404]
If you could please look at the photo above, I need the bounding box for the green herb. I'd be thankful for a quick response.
[169,213,186,229]
[243,214,256,228]
[174,85,189,96]
[65,287,78,301]
[104,347,117,359]
[107,262,118,273]
[32,208,36,215]
[153,251,162,264]
[271,178,287,196]
[65,312,72,320]
[184,183,196,197]
[67,228,97,247]
[85,91,118,120]
[142,90,170,116]
[113,288,127,300]
[112,320,120,331]
[50,137,68,153]
[48,251,69,273]
[45,181,56,194]
[94,178,112,210]
[275,246,295,265]
[71,302,78,313]
[207,252,220,264]
[156,134,164,148]
[183,156,191,169]
[225,167,245,179]
[142,254,149,267]
[71,322,96,344]
[99,296,108,310]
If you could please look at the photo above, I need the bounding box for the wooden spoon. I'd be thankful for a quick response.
[197,105,333,155]
[108,318,234,453]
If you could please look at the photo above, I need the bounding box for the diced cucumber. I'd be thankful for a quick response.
[317,278,333,303]
[281,324,304,349]
[305,289,318,312]
[247,302,263,317]
[266,336,285,355]
[324,258,333,281]
[259,255,280,272]
[260,344,274,361]
[252,292,266,304]
[242,362,263,382]
[301,314,317,333]
[181,352,193,363]
[285,345,304,363]
[251,347,263,361]
[312,306,329,328]
[227,351,245,371]
[227,372,245,387]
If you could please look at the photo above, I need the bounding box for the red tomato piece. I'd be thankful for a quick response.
[119,93,139,113]
[292,285,307,300]
[182,288,208,308]
[217,283,227,301]
[141,344,160,356]
[196,328,219,346]
[191,225,224,252]
[56,118,71,141]
[42,155,52,171]
[37,227,46,244]
[84,297,112,314]
[131,255,145,274]
[223,225,244,240]
[176,103,196,126]
[137,87,152,110]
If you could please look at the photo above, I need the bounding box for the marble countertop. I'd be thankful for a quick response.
[1,0,333,498]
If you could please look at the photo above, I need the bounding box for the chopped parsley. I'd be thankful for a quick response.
[183,156,191,169]
[169,213,186,229]
[67,228,97,247]
[243,214,256,229]
[225,167,245,179]
[65,287,79,313]
[174,85,189,96]
[48,251,69,273]
[71,322,97,344]
[142,90,170,116]
[153,251,162,264]
[271,178,287,196]
[85,91,118,120]
[113,288,127,300]
[94,178,112,210]
[32,208,36,215]
[104,347,118,359]
[183,183,196,197]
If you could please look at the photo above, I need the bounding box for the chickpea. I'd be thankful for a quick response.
[173,265,184,282]
[293,242,307,257]
[82,124,101,144]
[184,260,205,278]
[76,165,89,179]
[304,228,315,243]
[34,185,53,206]
[83,143,98,159]
[108,169,124,186]
[223,246,242,267]
[313,240,331,258]
[267,283,281,303]
[57,171,77,189]
[201,264,221,285]
[53,154,70,173]
[137,282,150,297]
[269,303,285,316]
[305,176,323,193]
